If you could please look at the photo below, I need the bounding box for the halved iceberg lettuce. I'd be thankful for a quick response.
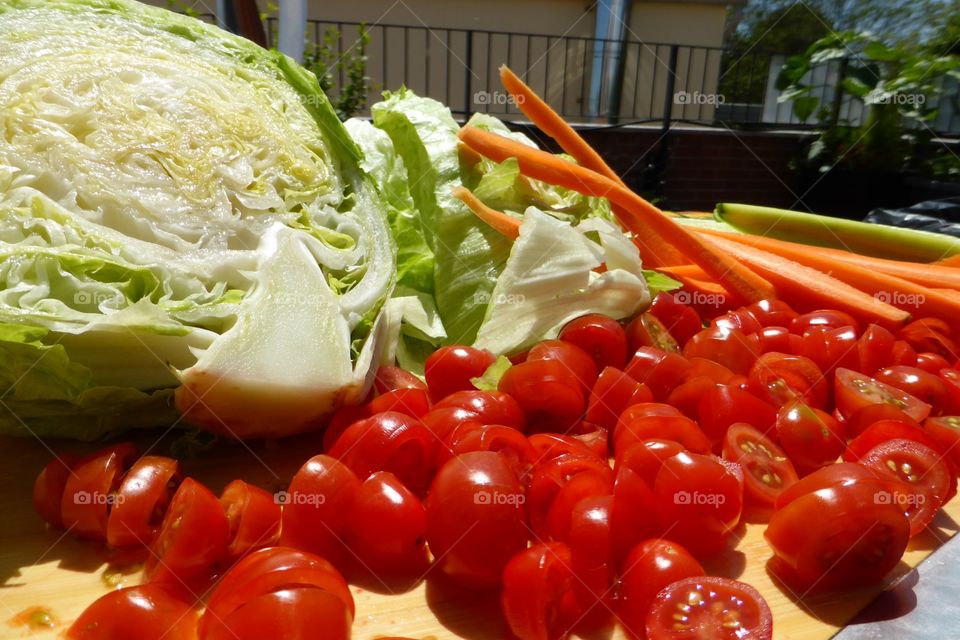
[0,0,394,439]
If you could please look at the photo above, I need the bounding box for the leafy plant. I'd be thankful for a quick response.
[776,31,960,178]
[303,25,372,120]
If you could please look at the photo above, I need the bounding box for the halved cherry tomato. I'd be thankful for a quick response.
[774,462,887,511]
[61,443,138,540]
[501,542,579,640]
[499,359,585,430]
[616,439,686,487]
[861,439,955,535]
[835,367,932,423]
[425,345,496,401]
[625,312,680,354]
[649,292,703,347]
[874,366,949,414]
[775,402,845,476]
[328,411,434,494]
[748,352,827,409]
[203,588,351,640]
[435,390,526,431]
[610,466,657,563]
[939,368,960,415]
[425,451,528,588]
[645,576,772,640]
[916,353,951,375]
[858,324,897,376]
[528,432,603,463]
[683,325,760,375]
[791,309,860,335]
[748,299,798,328]
[529,340,600,393]
[844,402,921,439]
[145,477,229,587]
[722,423,798,511]
[617,539,704,637]
[893,340,919,367]
[368,387,432,418]
[421,406,483,454]
[754,326,793,354]
[713,308,763,335]
[653,452,743,556]
[698,385,778,446]
[280,455,360,565]
[322,404,371,452]
[765,482,909,590]
[561,313,631,368]
[219,479,281,561]
[374,365,428,394]
[585,367,651,430]
[924,416,960,468]
[899,318,957,359]
[33,453,78,529]
[569,495,614,620]
[106,456,182,548]
[615,413,711,456]
[200,546,353,640]
[796,326,859,378]
[67,584,198,640]
[843,420,943,463]
[667,376,719,420]
[443,424,537,481]
[685,357,736,384]
[624,347,691,401]
[528,454,614,536]
[346,471,428,575]
[544,470,613,542]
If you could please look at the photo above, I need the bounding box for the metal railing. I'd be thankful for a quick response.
[261,18,959,133]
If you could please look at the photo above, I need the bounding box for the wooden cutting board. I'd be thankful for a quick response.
[1,433,957,640]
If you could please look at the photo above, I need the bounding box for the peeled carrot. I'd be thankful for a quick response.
[453,187,522,240]
[699,234,911,329]
[656,264,710,279]
[457,126,776,305]
[936,255,960,268]
[498,65,686,268]
[695,229,960,323]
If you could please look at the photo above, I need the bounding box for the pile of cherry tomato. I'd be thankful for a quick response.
[33,290,960,639]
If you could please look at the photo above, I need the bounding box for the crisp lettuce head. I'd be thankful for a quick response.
[0,0,394,439]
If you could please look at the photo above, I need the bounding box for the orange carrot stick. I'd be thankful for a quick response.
[694,229,960,324]
[452,186,522,240]
[457,125,776,305]
[700,234,910,329]
[498,65,686,268]
[938,255,960,268]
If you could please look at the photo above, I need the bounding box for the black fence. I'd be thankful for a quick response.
[261,18,959,134]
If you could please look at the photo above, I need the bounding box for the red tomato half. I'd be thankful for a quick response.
[748,299,798,328]
[425,452,528,588]
[200,546,353,640]
[748,352,827,409]
[683,325,760,375]
[280,455,360,564]
[67,585,198,640]
[791,310,859,335]
[220,479,281,561]
[645,576,772,640]
[374,365,428,394]
[835,368,932,423]
[617,539,704,637]
[842,420,942,463]
[774,463,887,511]
[435,390,526,431]
[33,453,78,529]
[368,387,432,419]
[916,353,951,375]
[203,588,351,640]
[698,385,778,446]
[775,403,845,476]
[585,367,651,430]
[624,347,691,401]
[874,366,950,414]
[443,424,537,481]
[425,345,496,401]
[561,313,631,368]
[722,423,798,511]
[145,477,229,587]
[328,411,434,493]
[858,324,897,376]
[649,292,703,347]
[60,443,137,541]
[501,542,579,640]
[499,359,585,430]
[107,455,182,548]
[625,312,680,354]
[924,415,960,468]
[765,483,909,590]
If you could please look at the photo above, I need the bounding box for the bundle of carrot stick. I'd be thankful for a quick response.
[454,65,960,332]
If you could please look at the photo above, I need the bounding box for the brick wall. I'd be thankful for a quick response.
[512,123,814,212]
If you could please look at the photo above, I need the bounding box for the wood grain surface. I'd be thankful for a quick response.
[1,433,957,640]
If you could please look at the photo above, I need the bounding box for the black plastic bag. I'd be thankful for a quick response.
[865,198,960,238]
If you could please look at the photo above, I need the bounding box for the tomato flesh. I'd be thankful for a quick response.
[645,576,772,640]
